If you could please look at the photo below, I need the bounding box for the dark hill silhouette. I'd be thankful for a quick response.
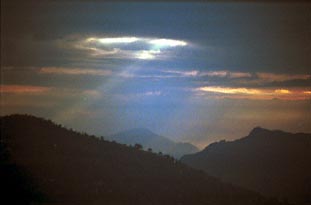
[109,128,199,158]
[181,127,311,205]
[0,115,287,205]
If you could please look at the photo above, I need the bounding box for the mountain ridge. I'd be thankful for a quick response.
[0,114,287,205]
[108,128,199,158]
[181,127,311,205]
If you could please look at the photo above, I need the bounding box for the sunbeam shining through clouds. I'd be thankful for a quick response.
[1,0,310,149]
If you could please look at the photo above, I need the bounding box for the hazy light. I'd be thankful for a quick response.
[136,50,161,60]
[87,37,139,44]
[275,89,291,94]
[137,53,154,60]
[197,86,262,95]
[149,39,187,47]
[86,37,188,47]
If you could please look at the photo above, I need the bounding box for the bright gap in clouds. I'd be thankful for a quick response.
[82,36,188,60]
[87,37,139,44]
[86,36,187,47]
[136,50,161,60]
[149,39,187,47]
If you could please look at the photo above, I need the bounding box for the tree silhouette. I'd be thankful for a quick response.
[134,143,143,150]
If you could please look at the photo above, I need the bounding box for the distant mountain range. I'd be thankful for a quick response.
[108,128,199,158]
[0,115,286,205]
[181,127,311,205]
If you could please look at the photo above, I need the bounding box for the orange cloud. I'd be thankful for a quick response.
[195,86,311,100]
[1,85,103,99]
[256,73,311,82]
[229,72,252,78]
[274,89,291,94]
[39,67,113,76]
[197,86,262,95]
[0,85,51,94]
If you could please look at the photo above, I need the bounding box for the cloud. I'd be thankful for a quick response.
[87,48,120,56]
[196,71,310,82]
[200,71,228,78]
[256,73,311,82]
[39,67,113,76]
[181,70,311,88]
[196,86,262,95]
[0,84,102,99]
[86,37,187,47]
[143,91,162,96]
[158,70,253,79]
[195,86,311,100]
[159,70,252,79]
[0,85,51,94]
[118,73,176,79]
[149,39,187,47]
[115,69,310,92]
[274,89,291,94]
[233,73,311,88]
[162,70,199,77]
[229,72,252,78]
[87,37,139,44]
[199,71,253,79]
[135,50,161,60]
[77,36,188,60]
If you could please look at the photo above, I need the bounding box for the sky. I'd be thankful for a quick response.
[1,0,310,148]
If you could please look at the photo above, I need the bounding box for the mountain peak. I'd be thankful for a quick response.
[181,127,311,205]
[249,126,270,136]
[248,127,291,138]
[110,128,198,158]
[117,128,156,137]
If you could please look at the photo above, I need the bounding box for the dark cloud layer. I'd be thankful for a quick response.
[2,1,310,72]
